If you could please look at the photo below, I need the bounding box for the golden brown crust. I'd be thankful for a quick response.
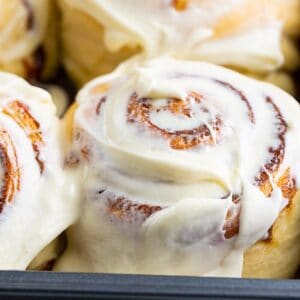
[59,0,140,86]
[243,191,300,278]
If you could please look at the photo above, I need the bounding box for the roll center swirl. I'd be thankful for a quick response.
[127,91,223,150]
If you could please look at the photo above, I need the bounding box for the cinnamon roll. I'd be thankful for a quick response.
[0,72,77,269]
[55,58,300,278]
[58,0,296,87]
[0,0,58,81]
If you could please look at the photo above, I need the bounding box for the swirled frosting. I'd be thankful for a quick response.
[55,58,300,276]
[0,72,78,269]
[62,0,284,72]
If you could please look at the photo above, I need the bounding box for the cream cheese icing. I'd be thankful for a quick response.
[0,72,79,269]
[62,0,284,72]
[55,57,300,276]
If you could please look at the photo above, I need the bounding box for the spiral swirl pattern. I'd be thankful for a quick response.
[61,58,300,276]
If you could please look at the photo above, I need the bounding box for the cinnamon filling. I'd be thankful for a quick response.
[255,97,287,197]
[222,96,294,239]
[3,101,45,173]
[223,195,240,239]
[277,168,296,203]
[104,191,241,240]
[0,129,20,212]
[127,92,223,150]
[22,0,34,30]
[171,0,188,11]
[215,79,255,124]
[222,95,295,240]
[23,46,46,81]
[105,194,162,225]
[95,97,106,115]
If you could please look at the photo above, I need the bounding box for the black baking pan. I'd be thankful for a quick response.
[0,271,299,299]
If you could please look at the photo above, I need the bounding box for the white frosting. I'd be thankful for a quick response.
[0,72,78,269]
[63,0,284,72]
[55,58,300,276]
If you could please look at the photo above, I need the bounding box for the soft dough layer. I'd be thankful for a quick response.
[55,58,300,277]
[0,72,78,269]
[0,0,58,80]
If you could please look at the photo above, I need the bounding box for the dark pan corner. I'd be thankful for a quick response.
[0,271,299,299]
